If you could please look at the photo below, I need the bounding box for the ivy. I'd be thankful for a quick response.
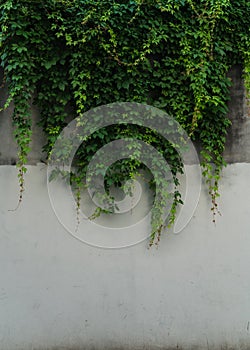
[0,0,250,244]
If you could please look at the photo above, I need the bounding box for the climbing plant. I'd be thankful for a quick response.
[0,0,250,244]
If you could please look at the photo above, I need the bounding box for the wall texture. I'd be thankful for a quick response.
[1,66,250,350]
[1,164,250,350]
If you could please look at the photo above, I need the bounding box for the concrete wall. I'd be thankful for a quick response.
[0,69,46,165]
[1,164,250,350]
[224,65,250,163]
[1,65,250,165]
[1,66,250,349]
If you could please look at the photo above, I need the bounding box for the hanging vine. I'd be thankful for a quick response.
[0,0,250,244]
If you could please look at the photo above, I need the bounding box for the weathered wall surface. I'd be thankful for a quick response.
[1,65,250,350]
[1,65,250,164]
[224,65,250,163]
[0,69,46,165]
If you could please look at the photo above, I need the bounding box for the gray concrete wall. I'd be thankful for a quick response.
[224,65,250,163]
[0,164,250,349]
[0,65,250,164]
[0,69,46,165]
[1,66,250,349]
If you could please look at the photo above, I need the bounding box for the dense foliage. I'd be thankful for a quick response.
[0,0,250,244]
